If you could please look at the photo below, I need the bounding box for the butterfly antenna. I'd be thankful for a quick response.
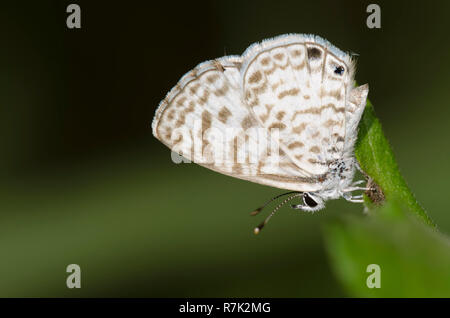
[254,193,303,235]
[250,191,301,216]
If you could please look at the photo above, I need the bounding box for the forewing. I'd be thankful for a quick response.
[241,34,355,177]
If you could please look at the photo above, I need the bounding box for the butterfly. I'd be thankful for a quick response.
[152,34,369,233]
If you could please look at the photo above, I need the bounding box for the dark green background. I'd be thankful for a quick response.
[1,0,449,296]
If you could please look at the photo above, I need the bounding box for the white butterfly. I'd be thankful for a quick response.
[152,34,369,233]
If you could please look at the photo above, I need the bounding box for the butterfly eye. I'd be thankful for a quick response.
[334,66,345,75]
[303,193,318,208]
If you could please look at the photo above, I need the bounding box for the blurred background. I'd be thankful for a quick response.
[0,0,449,297]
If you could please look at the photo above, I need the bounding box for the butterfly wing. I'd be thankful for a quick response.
[152,55,322,192]
[241,34,356,177]
[344,83,369,149]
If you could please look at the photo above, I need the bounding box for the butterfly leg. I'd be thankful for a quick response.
[343,192,364,203]
[342,180,373,203]
[355,160,365,174]
[343,175,376,202]
[343,179,373,192]
[351,180,365,186]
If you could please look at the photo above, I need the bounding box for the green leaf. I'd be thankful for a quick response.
[354,99,435,227]
[322,98,450,297]
[322,201,450,297]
